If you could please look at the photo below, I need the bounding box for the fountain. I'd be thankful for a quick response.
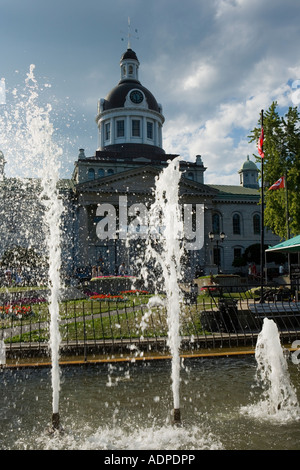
[241,317,300,422]
[1,65,64,432]
[140,156,184,425]
[0,68,300,450]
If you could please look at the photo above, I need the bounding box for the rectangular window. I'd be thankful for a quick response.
[147,121,153,139]
[233,214,241,234]
[105,122,110,141]
[253,214,260,234]
[132,119,140,137]
[116,120,124,137]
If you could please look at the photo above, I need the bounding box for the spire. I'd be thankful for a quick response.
[123,17,139,50]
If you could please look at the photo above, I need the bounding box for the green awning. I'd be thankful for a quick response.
[266,235,300,253]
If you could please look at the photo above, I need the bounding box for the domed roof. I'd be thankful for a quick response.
[240,156,258,171]
[101,48,161,114]
[120,48,139,61]
[103,81,161,113]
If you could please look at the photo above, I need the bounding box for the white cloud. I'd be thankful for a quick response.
[182,63,217,91]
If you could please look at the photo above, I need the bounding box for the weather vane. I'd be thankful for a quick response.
[121,17,139,49]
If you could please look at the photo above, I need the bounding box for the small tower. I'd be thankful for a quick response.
[238,155,259,189]
[120,48,140,83]
[95,47,165,157]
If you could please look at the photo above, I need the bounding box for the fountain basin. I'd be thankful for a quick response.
[1,356,299,450]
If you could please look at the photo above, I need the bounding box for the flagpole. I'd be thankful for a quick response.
[260,110,264,303]
[285,171,290,239]
[285,170,291,280]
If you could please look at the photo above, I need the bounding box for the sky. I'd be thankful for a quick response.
[0,0,300,184]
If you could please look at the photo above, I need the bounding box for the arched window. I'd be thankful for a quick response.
[107,169,114,175]
[233,214,241,234]
[212,213,220,234]
[187,172,194,180]
[88,168,95,180]
[253,214,260,234]
[98,168,105,178]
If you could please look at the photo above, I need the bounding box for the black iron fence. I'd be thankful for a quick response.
[1,283,300,359]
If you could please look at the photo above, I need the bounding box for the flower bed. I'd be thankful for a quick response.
[90,294,125,301]
[0,305,34,320]
[199,286,220,296]
[90,275,136,281]
[9,297,47,305]
[120,290,149,295]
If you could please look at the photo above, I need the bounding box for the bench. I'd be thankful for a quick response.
[248,302,300,315]
[248,302,300,329]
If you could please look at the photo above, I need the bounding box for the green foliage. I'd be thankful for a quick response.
[249,103,300,238]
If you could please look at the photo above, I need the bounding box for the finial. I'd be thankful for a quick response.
[121,17,139,49]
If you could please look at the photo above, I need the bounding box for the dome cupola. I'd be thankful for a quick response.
[120,48,140,82]
[238,155,259,189]
[96,48,165,157]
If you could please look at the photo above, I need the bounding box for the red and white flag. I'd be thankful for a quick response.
[268,176,285,190]
[258,128,264,158]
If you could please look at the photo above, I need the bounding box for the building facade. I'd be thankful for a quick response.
[70,47,279,280]
[0,47,280,284]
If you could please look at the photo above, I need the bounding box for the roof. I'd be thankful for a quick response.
[239,156,258,172]
[266,235,300,253]
[103,81,161,113]
[75,164,218,198]
[120,48,139,61]
[208,184,259,200]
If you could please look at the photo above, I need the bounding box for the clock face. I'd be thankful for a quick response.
[130,90,143,104]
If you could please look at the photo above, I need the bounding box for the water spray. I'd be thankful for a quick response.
[142,157,184,425]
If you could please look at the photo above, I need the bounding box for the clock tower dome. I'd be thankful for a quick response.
[95,48,165,158]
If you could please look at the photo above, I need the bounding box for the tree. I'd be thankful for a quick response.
[249,102,300,239]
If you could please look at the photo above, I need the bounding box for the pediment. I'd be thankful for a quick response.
[75,165,218,198]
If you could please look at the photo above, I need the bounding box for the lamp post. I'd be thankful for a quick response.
[209,231,225,273]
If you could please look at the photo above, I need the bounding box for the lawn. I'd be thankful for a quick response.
[1,290,205,345]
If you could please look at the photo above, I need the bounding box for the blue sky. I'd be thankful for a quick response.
[1,0,300,184]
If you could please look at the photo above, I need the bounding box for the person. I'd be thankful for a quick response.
[248,264,252,277]
[4,269,12,286]
[92,266,98,278]
[118,262,126,276]
[251,262,257,277]
[15,268,22,285]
